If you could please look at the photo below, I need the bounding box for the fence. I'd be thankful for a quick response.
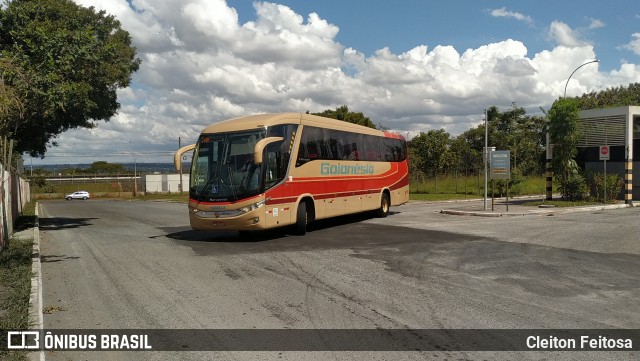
[410,167,547,197]
[0,164,31,250]
[30,172,191,199]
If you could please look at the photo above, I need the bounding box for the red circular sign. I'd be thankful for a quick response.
[601,146,609,155]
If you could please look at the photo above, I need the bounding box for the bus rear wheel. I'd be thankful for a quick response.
[292,202,307,236]
[376,193,390,218]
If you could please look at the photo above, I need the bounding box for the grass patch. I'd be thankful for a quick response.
[33,180,138,195]
[516,176,547,195]
[522,200,600,207]
[134,193,189,203]
[14,202,36,232]
[0,235,33,361]
[0,201,37,360]
[410,175,547,198]
[410,193,480,202]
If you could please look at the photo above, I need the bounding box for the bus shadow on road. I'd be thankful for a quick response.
[158,228,282,243]
[158,212,405,255]
[161,212,382,242]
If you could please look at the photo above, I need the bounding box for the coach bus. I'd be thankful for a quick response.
[174,113,409,235]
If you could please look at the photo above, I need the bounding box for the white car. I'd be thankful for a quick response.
[65,191,90,200]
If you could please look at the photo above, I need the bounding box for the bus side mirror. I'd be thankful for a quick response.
[174,144,196,171]
[254,137,284,164]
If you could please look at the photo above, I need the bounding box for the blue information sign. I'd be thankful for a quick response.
[490,150,511,180]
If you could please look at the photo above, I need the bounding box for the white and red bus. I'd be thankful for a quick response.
[174,113,409,235]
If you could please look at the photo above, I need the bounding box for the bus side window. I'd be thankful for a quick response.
[383,139,395,161]
[307,141,318,160]
[296,142,309,166]
[327,130,342,160]
[363,134,380,161]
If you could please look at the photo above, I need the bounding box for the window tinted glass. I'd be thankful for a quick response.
[295,126,406,166]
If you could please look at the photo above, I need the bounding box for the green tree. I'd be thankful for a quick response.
[408,129,453,175]
[455,124,485,170]
[0,0,141,157]
[313,105,376,129]
[512,113,547,175]
[451,105,545,175]
[548,98,584,200]
[86,161,125,174]
[576,82,640,109]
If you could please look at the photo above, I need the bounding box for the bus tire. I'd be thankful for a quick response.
[376,193,390,218]
[293,202,307,236]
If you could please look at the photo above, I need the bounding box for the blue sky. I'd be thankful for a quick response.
[229,0,638,71]
[29,0,640,165]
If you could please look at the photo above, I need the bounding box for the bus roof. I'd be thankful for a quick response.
[201,113,402,138]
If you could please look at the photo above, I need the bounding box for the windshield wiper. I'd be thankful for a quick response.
[227,165,238,201]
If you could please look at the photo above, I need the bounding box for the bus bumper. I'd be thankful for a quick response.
[188,209,265,231]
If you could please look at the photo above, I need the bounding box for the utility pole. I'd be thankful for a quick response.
[484,109,488,210]
[134,159,137,197]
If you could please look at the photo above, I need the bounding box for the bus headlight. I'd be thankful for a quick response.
[238,199,266,213]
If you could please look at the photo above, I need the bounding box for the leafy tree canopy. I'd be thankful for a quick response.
[548,98,582,200]
[575,82,640,109]
[0,0,141,157]
[408,129,454,174]
[312,105,376,129]
[86,161,125,174]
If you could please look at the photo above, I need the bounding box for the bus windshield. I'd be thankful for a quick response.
[190,130,265,202]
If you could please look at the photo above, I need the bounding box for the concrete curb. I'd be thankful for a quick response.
[29,202,45,361]
[440,203,632,217]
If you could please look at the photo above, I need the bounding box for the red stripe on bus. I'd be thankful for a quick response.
[266,188,384,205]
[190,193,263,206]
[384,132,403,139]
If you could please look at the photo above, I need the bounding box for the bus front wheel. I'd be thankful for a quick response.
[376,193,390,218]
[293,202,307,236]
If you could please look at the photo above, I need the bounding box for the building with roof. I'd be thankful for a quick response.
[578,106,639,202]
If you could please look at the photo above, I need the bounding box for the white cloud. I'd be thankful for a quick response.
[588,18,605,30]
[32,1,640,164]
[623,33,640,55]
[549,21,587,47]
[490,7,533,25]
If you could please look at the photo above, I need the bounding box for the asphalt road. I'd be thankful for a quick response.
[38,199,640,361]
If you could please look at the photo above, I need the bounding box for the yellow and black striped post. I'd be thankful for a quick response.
[546,161,553,201]
[545,133,553,200]
[625,160,633,205]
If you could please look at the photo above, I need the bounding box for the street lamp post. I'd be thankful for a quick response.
[563,59,599,98]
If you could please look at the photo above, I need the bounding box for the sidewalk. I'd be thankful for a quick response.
[435,196,633,217]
